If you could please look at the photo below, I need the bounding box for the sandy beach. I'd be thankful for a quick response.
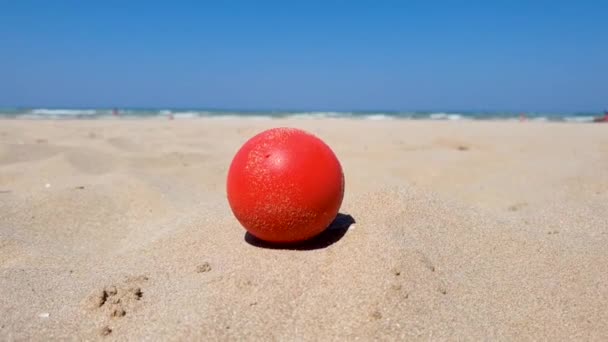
[0,119,607,340]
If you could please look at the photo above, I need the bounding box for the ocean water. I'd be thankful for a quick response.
[0,108,602,122]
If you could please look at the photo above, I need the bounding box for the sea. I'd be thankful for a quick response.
[0,108,601,122]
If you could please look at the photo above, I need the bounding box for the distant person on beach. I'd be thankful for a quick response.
[593,110,608,123]
[112,108,120,117]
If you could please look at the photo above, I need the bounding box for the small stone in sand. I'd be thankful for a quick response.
[371,310,382,320]
[45,183,51,188]
[100,326,112,336]
[196,262,212,273]
[38,312,50,318]
[457,145,469,151]
[75,186,85,190]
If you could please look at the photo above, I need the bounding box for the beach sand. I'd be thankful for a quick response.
[1,119,607,340]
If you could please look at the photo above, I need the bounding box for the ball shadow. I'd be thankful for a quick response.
[244,213,356,250]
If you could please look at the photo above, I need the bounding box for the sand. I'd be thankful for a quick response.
[0,119,607,341]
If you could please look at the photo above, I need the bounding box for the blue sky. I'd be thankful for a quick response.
[1,1,606,112]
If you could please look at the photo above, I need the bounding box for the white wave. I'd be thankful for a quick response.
[287,112,346,119]
[429,113,463,120]
[16,114,50,120]
[205,114,273,120]
[530,116,548,122]
[363,114,394,120]
[429,112,448,119]
[171,111,200,119]
[564,116,595,123]
[30,108,99,116]
[248,115,274,120]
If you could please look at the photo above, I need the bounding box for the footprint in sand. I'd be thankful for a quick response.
[84,275,149,336]
[196,262,212,273]
[99,326,112,336]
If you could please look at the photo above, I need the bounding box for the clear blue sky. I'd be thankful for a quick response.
[1,1,606,112]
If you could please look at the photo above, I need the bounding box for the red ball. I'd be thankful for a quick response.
[227,127,345,244]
